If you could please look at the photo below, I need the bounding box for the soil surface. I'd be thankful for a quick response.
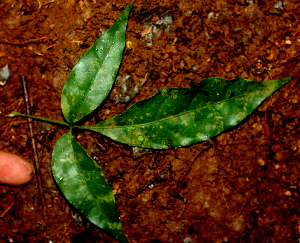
[1,0,300,242]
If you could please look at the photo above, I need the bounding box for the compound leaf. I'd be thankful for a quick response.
[61,3,133,124]
[52,130,128,243]
[82,76,293,149]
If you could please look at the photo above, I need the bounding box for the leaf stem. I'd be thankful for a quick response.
[6,111,70,127]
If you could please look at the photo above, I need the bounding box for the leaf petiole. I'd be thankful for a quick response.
[6,111,70,127]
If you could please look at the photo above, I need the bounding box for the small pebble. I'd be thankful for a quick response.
[257,158,265,166]
[285,190,292,196]
[0,64,10,86]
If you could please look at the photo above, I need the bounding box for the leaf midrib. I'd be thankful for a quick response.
[70,138,111,222]
[93,89,260,129]
[73,20,125,123]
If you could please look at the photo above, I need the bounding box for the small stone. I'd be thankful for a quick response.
[126,40,133,49]
[257,158,265,166]
[285,190,292,196]
[285,39,292,45]
[0,64,9,86]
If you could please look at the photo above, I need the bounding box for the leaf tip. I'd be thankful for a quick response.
[127,2,133,9]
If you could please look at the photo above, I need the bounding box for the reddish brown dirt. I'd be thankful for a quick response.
[1,0,300,242]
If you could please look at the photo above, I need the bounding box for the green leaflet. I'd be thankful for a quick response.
[61,3,133,124]
[51,130,128,243]
[82,76,293,149]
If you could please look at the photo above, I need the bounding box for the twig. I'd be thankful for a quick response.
[220,179,229,209]
[264,110,269,138]
[0,37,47,45]
[33,43,59,56]
[0,202,15,218]
[21,75,46,214]
[177,142,212,186]
[149,150,159,169]
[125,165,170,205]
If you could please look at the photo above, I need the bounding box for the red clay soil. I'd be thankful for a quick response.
[1,0,300,242]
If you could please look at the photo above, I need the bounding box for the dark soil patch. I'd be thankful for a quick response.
[1,0,300,242]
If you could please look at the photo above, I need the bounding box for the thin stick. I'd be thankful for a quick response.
[0,202,15,218]
[125,166,170,205]
[21,76,46,213]
[177,142,211,186]
[0,37,47,45]
[264,110,269,138]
